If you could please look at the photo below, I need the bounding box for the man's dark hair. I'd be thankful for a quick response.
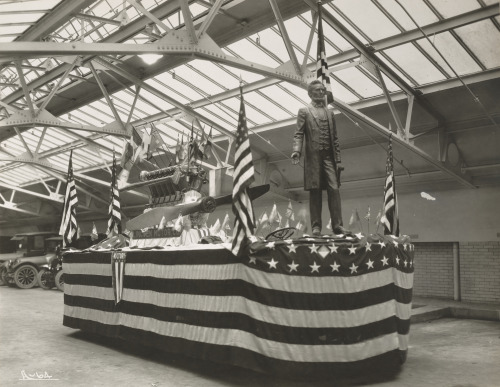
[307,80,325,96]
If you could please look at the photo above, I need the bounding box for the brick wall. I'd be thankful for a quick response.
[459,241,500,304]
[413,242,455,299]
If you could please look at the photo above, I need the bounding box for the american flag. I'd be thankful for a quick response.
[317,1,334,104]
[63,234,414,376]
[106,152,122,237]
[381,135,400,236]
[59,150,78,248]
[231,85,256,256]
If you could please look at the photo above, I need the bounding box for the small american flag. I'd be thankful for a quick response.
[381,135,400,236]
[316,1,334,105]
[231,85,256,256]
[106,152,122,237]
[59,150,78,248]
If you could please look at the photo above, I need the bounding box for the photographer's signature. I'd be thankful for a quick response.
[20,370,58,381]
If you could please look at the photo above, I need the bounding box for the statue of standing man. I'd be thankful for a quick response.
[291,80,350,236]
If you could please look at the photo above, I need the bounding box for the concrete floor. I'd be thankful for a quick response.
[1,286,499,387]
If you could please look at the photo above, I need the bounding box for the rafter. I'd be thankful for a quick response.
[196,0,224,39]
[0,181,63,203]
[268,0,302,75]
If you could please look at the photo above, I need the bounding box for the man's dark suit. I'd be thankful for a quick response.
[292,102,345,234]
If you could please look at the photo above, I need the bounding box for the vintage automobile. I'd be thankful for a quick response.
[0,232,60,289]
[36,237,65,291]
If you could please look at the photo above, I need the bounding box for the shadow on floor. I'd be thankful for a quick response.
[67,330,403,386]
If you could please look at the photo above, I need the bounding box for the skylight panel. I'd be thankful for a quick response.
[242,89,291,121]
[65,110,95,126]
[455,21,500,69]
[4,138,25,155]
[78,105,112,126]
[375,0,439,30]
[326,4,369,46]
[189,2,207,18]
[192,106,236,130]
[428,0,478,18]
[93,136,121,151]
[0,25,27,37]
[189,60,238,90]
[257,84,305,116]
[416,32,481,76]
[202,99,238,123]
[129,98,163,120]
[86,101,116,123]
[171,64,226,96]
[146,76,197,104]
[232,92,274,126]
[279,82,310,103]
[0,12,46,25]
[331,0,400,41]
[256,28,293,64]
[46,129,73,147]
[5,165,44,186]
[158,120,191,139]
[382,44,446,85]
[224,39,282,68]
[334,67,382,99]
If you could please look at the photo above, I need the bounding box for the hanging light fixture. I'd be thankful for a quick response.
[138,54,162,65]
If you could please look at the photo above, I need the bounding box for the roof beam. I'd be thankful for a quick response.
[268,0,302,75]
[0,181,63,203]
[0,39,304,84]
[332,98,475,188]
[0,202,40,216]
[125,0,172,34]
[75,13,121,27]
[12,0,96,42]
[179,0,198,44]
[0,109,130,137]
[196,0,225,39]
[93,56,241,139]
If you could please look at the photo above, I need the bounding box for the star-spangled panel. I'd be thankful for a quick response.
[246,234,414,276]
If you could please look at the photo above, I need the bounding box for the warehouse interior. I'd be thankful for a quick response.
[1,1,500,385]
[0,0,499,301]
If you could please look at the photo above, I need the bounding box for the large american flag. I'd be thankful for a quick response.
[59,150,78,248]
[381,135,400,236]
[106,151,122,237]
[317,1,334,105]
[231,85,256,256]
[63,234,414,376]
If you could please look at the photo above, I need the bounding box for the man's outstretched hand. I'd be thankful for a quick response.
[291,152,300,165]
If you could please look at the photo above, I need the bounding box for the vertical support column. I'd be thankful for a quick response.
[209,168,223,197]
[453,242,461,301]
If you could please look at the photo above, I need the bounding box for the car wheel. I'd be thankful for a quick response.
[37,268,54,290]
[55,270,64,292]
[13,265,38,289]
[0,267,6,286]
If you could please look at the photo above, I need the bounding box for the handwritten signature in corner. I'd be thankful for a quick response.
[20,370,59,381]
